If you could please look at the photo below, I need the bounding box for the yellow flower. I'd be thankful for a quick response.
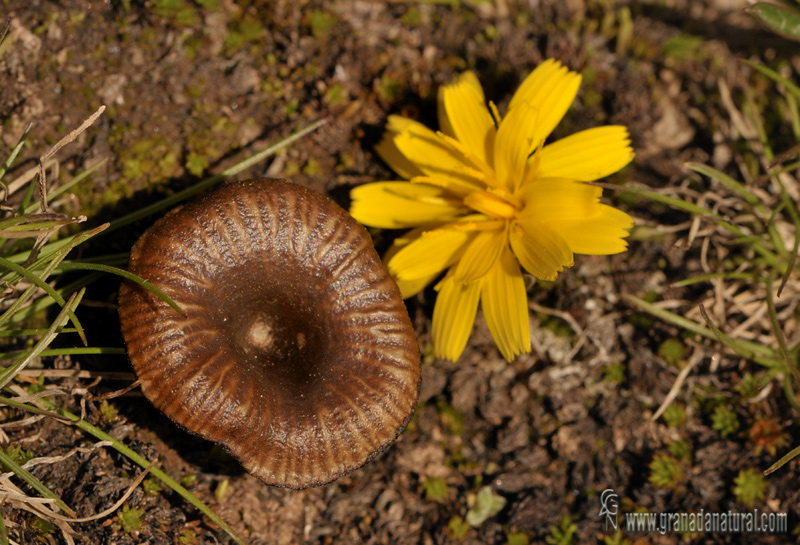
[350,60,634,362]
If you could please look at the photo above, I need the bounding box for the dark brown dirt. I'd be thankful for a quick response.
[1,1,799,544]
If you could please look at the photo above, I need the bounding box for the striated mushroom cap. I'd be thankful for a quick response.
[118,178,421,489]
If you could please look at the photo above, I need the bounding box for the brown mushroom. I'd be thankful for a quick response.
[118,178,421,489]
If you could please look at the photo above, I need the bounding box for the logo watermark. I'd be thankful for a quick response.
[598,488,788,536]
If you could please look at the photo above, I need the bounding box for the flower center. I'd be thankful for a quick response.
[463,190,518,219]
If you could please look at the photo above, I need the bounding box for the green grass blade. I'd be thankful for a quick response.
[671,271,759,287]
[685,162,763,207]
[0,123,32,183]
[0,289,84,390]
[623,294,778,361]
[21,158,109,216]
[56,262,183,315]
[765,271,797,379]
[741,59,800,104]
[604,183,781,266]
[765,444,800,475]
[0,394,71,421]
[0,448,75,516]
[0,255,87,344]
[0,327,78,337]
[0,347,126,360]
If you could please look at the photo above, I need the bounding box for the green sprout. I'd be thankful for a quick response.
[448,515,470,540]
[662,403,687,428]
[733,468,768,508]
[466,487,507,527]
[115,504,144,533]
[711,405,740,439]
[648,454,684,489]
[546,515,577,545]
[422,476,450,502]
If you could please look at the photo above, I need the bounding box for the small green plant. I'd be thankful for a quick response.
[466,487,507,527]
[99,399,118,422]
[662,403,687,428]
[658,337,687,367]
[306,9,337,38]
[437,400,464,436]
[142,478,164,496]
[506,532,529,545]
[546,515,577,545]
[668,439,691,462]
[648,454,683,489]
[603,362,626,384]
[116,504,144,533]
[733,468,767,507]
[711,405,740,438]
[736,372,762,399]
[27,515,55,536]
[422,476,449,502]
[1,444,34,468]
[178,528,199,545]
[448,516,470,540]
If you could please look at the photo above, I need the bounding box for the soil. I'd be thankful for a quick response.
[1,0,799,544]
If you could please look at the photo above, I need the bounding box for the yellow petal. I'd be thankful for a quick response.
[551,205,634,255]
[375,115,428,180]
[509,220,574,281]
[350,182,464,229]
[518,177,603,223]
[508,59,581,144]
[382,230,444,298]
[394,124,485,189]
[482,248,531,361]
[388,226,474,282]
[493,99,539,193]
[432,274,481,361]
[451,227,506,284]
[537,126,634,181]
[437,71,496,166]
[395,275,437,299]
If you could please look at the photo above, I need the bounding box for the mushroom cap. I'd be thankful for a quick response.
[118,178,421,489]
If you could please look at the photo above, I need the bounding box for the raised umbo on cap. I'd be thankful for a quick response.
[118,178,421,489]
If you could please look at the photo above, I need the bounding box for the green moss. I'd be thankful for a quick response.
[603,362,626,384]
[401,7,421,27]
[307,9,337,39]
[324,84,347,107]
[376,72,405,103]
[99,399,119,422]
[732,469,767,508]
[648,454,683,489]
[711,405,739,438]
[668,439,691,462]
[658,338,686,367]
[152,0,199,27]
[448,516,470,540]
[545,515,577,545]
[661,403,687,428]
[116,504,144,533]
[437,400,464,436]
[225,17,264,56]
[422,476,449,502]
